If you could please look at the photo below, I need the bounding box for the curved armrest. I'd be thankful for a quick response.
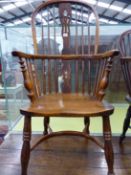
[96,50,119,101]
[12,49,119,102]
[99,49,119,58]
[12,49,119,60]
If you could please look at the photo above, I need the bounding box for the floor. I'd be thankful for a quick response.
[0,134,131,175]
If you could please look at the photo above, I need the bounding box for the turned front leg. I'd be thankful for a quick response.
[103,115,114,175]
[21,116,31,175]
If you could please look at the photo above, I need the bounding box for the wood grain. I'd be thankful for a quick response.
[1,135,131,175]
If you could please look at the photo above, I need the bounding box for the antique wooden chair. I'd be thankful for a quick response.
[119,29,131,144]
[12,0,119,174]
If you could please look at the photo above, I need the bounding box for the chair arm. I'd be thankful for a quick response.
[96,50,119,101]
[12,50,119,60]
[12,52,36,102]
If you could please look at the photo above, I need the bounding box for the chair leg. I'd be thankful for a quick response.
[119,105,131,144]
[43,117,50,135]
[83,117,90,134]
[102,115,114,175]
[21,116,31,175]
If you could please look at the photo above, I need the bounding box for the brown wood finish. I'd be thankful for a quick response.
[21,116,31,175]
[119,30,131,144]
[12,0,119,175]
[19,93,114,117]
[83,117,90,134]
[30,131,104,151]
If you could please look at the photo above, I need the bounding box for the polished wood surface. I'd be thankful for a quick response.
[12,44,118,175]
[119,29,131,144]
[1,134,131,175]
[12,50,119,60]
[12,0,119,174]
[20,93,114,117]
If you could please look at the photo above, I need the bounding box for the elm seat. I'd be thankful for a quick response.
[20,93,114,117]
[12,0,119,175]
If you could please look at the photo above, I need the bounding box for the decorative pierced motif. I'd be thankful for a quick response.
[59,3,71,41]
[28,0,102,95]
[59,3,72,92]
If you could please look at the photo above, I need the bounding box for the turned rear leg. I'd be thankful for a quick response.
[43,117,52,135]
[119,105,131,144]
[83,117,90,134]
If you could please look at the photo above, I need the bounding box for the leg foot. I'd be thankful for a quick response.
[103,115,114,175]
[21,116,31,175]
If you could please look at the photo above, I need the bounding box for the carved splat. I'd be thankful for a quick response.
[59,3,72,93]
[59,3,72,52]
[12,1,119,175]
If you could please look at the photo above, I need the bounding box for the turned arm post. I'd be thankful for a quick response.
[97,57,113,101]
[19,57,36,103]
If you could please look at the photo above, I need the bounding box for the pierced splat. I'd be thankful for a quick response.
[59,3,72,93]
[62,64,71,93]
[19,58,36,102]
[59,3,72,52]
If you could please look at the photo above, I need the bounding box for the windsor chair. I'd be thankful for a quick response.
[12,0,119,174]
[119,29,131,144]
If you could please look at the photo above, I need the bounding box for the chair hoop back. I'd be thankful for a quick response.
[119,29,131,97]
[31,0,99,55]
